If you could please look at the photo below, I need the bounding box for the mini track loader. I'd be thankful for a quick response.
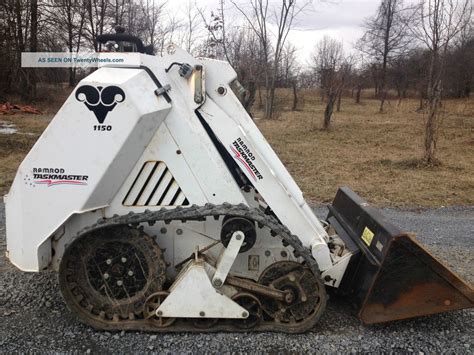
[5,32,473,333]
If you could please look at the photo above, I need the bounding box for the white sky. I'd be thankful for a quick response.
[168,0,381,62]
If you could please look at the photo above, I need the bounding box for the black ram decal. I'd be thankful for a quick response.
[75,85,125,123]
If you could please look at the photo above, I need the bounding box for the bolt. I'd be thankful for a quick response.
[236,234,242,240]
[156,310,163,316]
[106,259,112,265]
[444,299,451,306]
[281,251,288,258]
[242,311,248,318]
[213,278,223,287]
[176,229,183,235]
[199,311,205,317]
[265,250,271,257]
[301,295,307,302]
[160,227,167,234]
[128,270,134,276]
[103,273,110,280]
[117,280,123,286]
[288,274,296,282]
[217,86,226,95]
[121,257,127,263]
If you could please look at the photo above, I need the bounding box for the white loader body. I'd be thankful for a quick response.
[5,41,473,330]
[6,48,342,276]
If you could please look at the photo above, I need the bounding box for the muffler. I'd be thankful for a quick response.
[327,187,473,324]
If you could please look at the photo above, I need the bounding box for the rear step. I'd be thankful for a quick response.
[327,187,474,324]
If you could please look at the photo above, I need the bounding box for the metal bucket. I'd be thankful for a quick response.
[327,187,473,324]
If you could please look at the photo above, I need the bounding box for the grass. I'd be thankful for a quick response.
[255,89,474,207]
[0,88,473,207]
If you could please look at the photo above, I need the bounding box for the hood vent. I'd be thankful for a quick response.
[123,161,189,207]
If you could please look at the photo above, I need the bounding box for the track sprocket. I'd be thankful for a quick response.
[258,261,325,324]
[59,226,166,323]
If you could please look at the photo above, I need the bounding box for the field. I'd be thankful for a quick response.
[1,89,473,207]
[256,90,474,207]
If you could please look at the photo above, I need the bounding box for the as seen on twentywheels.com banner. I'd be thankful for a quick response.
[21,52,140,68]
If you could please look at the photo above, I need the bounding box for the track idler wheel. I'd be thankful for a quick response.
[232,292,263,329]
[59,226,166,325]
[143,291,176,328]
[192,317,219,329]
[258,261,325,324]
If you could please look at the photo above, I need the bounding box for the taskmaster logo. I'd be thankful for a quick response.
[230,137,263,181]
[25,167,89,187]
[75,85,125,123]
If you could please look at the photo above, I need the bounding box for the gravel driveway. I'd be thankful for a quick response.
[1,203,473,353]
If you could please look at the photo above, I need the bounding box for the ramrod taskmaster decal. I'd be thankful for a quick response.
[75,85,125,124]
[230,137,263,181]
[24,168,89,187]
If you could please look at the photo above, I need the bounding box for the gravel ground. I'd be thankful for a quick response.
[1,203,473,353]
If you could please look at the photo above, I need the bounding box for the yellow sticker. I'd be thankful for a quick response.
[361,227,374,246]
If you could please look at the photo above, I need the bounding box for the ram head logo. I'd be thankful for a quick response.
[75,85,126,123]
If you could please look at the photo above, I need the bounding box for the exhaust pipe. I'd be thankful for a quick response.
[327,187,473,324]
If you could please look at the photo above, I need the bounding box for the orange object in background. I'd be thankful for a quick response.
[0,102,42,115]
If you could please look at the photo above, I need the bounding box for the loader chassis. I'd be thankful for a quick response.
[5,34,473,333]
[59,204,327,332]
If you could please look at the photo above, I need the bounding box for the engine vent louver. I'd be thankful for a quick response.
[123,161,189,207]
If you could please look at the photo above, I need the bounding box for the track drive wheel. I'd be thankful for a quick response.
[59,226,166,325]
[258,261,326,324]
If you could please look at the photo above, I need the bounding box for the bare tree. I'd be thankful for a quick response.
[358,0,414,112]
[180,0,204,54]
[28,0,37,98]
[312,36,345,130]
[85,0,110,51]
[280,43,300,110]
[411,0,472,164]
[44,0,87,86]
[335,59,353,111]
[140,0,166,51]
[232,0,271,116]
[199,1,230,61]
[352,55,371,104]
[444,21,474,97]
[232,0,307,118]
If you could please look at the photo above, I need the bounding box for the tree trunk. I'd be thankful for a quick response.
[15,0,28,98]
[423,46,440,163]
[355,85,362,103]
[243,81,256,115]
[68,2,75,87]
[291,80,298,111]
[28,0,38,99]
[379,60,387,113]
[418,88,424,111]
[323,92,336,130]
[423,89,441,164]
[336,89,342,112]
[268,85,275,119]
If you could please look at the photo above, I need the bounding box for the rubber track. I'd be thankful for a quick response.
[62,203,327,333]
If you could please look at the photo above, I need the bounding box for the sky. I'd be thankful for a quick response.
[168,0,381,63]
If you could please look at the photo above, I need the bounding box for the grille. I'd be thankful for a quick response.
[123,161,189,207]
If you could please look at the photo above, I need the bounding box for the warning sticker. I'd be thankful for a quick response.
[361,227,375,246]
